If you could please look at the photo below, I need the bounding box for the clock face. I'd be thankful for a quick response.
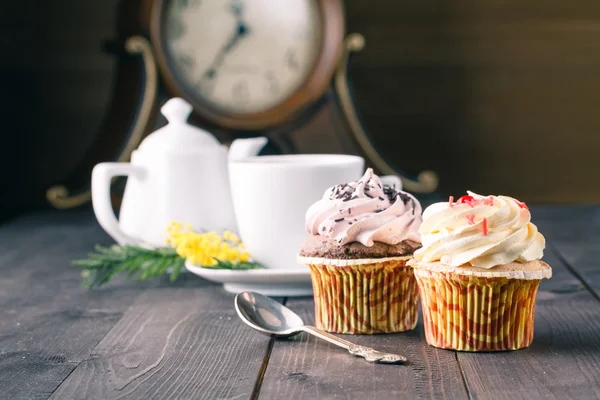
[164,0,323,115]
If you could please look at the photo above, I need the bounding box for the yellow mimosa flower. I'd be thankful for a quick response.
[166,223,254,268]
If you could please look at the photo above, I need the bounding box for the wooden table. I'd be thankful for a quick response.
[1,206,599,399]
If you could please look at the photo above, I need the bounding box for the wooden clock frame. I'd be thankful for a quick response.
[45,0,438,210]
[149,0,345,131]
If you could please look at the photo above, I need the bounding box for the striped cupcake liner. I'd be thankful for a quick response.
[305,260,419,334]
[414,269,541,351]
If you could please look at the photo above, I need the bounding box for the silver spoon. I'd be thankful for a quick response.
[234,291,407,364]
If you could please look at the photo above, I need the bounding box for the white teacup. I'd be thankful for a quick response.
[228,154,402,270]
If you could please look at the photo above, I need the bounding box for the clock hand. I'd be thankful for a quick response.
[200,0,249,82]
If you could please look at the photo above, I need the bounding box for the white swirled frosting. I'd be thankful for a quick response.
[305,169,422,246]
[413,191,545,268]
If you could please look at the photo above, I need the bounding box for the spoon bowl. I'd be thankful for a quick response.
[234,291,304,337]
[234,291,408,364]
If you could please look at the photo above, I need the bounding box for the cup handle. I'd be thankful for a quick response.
[379,175,403,191]
[91,162,145,246]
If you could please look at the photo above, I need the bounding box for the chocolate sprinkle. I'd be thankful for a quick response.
[330,183,352,200]
[334,218,344,222]
[383,185,412,205]
[329,183,358,203]
[398,193,411,205]
[378,196,384,201]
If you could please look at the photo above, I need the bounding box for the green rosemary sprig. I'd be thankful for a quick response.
[73,245,185,288]
[213,259,263,270]
[73,244,264,288]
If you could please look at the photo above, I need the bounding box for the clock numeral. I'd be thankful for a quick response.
[167,18,186,41]
[232,81,250,105]
[178,0,201,9]
[265,71,279,95]
[203,68,216,80]
[177,53,196,74]
[196,79,215,97]
[285,49,299,70]
[231,0,243,17]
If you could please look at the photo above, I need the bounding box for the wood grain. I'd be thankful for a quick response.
[0,0,120,219]
[534,206,600,299]
[257,297,468,399]
[344,0,600,202]
[0,209,147,399]
[3,206,600,399]
[455,229,600,398]
[51,276,274,399]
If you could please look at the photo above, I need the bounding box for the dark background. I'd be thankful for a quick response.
[1,0,599,223]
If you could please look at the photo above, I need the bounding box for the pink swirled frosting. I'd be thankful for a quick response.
[305,169,422,246]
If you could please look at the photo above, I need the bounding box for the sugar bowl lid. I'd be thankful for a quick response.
[137,97,221,153]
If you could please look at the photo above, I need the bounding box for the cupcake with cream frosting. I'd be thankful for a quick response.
[409,191,552,351]
[298,168,422,334]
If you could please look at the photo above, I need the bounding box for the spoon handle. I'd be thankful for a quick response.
[301,326,407,364]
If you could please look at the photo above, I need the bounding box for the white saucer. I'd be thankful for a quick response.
[185,261,313,297]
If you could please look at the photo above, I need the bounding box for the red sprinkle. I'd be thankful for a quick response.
[482,217,488,236]
[483,196,494,206]
[517,201,528,210]
[457,195,477,207]
[466,214,476,225]
[456,195,474,204]
[449,196,454,207]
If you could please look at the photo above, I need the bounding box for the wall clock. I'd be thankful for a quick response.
[151,0,344,131]
[46,0,344,209]
[46,0,438,210]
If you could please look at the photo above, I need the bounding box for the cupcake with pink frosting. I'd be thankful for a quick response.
[298,168,423,334]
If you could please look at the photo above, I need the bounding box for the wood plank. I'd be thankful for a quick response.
[455,232,600,399]
[342,0,600,202]
[346,0,600,21]
[0,208,148,399]
[347,63,600,203]
[352,24,600,68]
[534,205,600,299]
[0,0,120,220]
[257,297,468,399]
[50,278,274,399]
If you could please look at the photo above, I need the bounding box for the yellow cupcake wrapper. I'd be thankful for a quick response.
[302,259,419,334]
[414,269,542,351]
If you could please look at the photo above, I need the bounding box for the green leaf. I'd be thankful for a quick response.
[169,258,186,282]
[73,244,187,288]
[74,243,265,288]
[208,258,264,270]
